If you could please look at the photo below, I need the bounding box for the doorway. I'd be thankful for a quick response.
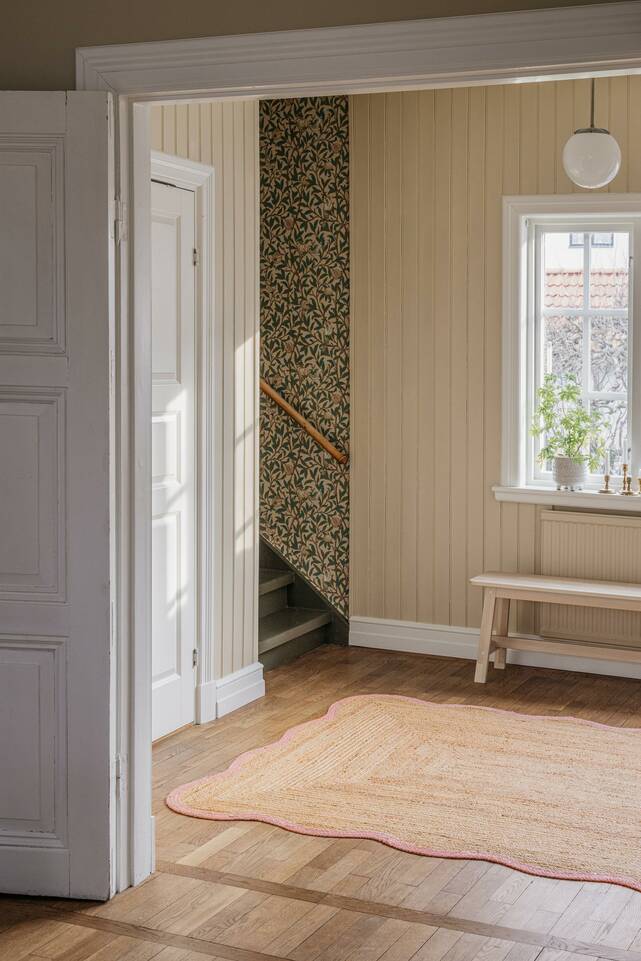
[72,4,641,897]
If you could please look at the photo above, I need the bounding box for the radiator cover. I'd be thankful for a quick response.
[540,510,641,645]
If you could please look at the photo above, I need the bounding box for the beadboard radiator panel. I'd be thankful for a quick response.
[540,510,641,645]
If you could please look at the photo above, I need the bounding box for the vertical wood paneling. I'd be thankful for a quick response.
[400,92,419,621]
[384,94,402,618]
[482,84,503,610]
[609,76,629,191]
[349,96,371,618]
[175,104,189,157]
[416,91,436,625]
[151,101,259,679]
[555,80,574,193]
[450,88,469,628]
[537,82,556,194]
[163,104,176,155]
[516,74,539,637]
[466,86,485,627]
[188,102,200,160]
[351,76,641,629]
[368,95,387,619]
[432,90,453,626]
[245,102,259,673]
[499,84,520,588]
[628,76,641,192]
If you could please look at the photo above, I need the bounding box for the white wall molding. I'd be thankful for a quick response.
[350,615,641,680]
[76,2,641,98]
[213,662,265,719]
[150,151,218,717]
[195,679,218,724]
[196,662,265,722]
[112,102,260,891]
[494,485,641,511]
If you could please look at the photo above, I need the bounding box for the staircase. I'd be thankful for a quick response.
[258,539,347,670]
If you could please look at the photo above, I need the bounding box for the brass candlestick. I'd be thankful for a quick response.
[599,474,613,493]
[620,464,629,494]
[622,474,637,496]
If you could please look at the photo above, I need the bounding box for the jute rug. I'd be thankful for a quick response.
[166,694,641,891]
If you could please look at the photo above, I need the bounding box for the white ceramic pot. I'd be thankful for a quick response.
[552,456,587,490]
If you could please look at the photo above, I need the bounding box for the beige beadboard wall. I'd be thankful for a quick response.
[349,77,641,630]
[151,101,259,680]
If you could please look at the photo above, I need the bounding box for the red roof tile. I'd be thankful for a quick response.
[544,268,628,310]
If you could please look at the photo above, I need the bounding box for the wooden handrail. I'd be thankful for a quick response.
[260,378,348,465]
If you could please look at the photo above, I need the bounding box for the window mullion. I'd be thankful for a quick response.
[582,232,591,411]
[530,224,542,484]
[631,225,640,473]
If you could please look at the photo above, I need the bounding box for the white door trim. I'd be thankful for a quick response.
[108,100,261,893]
[76,0,641,895]
[77,2,641,98]
[150,151,217,727]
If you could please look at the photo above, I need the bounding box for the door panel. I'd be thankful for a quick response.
[151,180,196,742]
[0,92,113,898]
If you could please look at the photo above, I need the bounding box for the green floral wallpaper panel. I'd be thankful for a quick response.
[260,96,350,617]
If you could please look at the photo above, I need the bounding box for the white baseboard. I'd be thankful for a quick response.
[195,679,218,724]
[349,616,641,680]
[213,662,265,718]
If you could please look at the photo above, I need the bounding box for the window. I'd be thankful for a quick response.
[569,231,614,247]
[501,198,641,500]
[533,225,629,481]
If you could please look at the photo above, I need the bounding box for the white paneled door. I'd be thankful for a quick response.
[151,180,197,741]
[0,93,113,897]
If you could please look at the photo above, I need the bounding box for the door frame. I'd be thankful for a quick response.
[76,1,641,894]
[150,151,216,729]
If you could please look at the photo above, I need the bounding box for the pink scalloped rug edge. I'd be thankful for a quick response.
[166,694,641,893]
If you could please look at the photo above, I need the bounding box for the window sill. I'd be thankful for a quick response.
[493,485,641,512]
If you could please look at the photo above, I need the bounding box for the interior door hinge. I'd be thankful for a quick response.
[115,754,128,801]
[193,247,199,267]
[114,198,128,245]
[192,648,199,669]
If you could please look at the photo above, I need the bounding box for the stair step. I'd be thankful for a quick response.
[259,608,331,655]
[259,628,329,672]
[259,584,289,618]
[259,568,294,596]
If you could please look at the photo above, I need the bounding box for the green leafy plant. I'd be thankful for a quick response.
[530,373,605,471]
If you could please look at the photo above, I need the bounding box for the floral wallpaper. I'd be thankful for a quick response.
[260,96,350,617]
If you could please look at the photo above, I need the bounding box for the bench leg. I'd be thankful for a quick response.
[475,590,497,683]
[493,597,509,670]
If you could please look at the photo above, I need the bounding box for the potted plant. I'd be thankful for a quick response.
[530,373,606,490]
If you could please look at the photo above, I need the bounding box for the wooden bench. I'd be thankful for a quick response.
[469,572,641,683]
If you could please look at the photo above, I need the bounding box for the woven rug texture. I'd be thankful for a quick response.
[166,694,641,891]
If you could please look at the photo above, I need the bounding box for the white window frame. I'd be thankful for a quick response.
[497,194,641,510]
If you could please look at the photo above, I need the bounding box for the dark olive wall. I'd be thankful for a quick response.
[3,0,626,90]
[260,97,350,617]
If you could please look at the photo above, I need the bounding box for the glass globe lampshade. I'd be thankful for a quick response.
[562,128,621,189]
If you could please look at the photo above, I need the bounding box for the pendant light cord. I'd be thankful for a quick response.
[590,77,595,130]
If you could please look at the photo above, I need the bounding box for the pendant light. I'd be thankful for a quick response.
[562,78,621,189]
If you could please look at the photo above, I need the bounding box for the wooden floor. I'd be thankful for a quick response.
[4,644,641,961]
